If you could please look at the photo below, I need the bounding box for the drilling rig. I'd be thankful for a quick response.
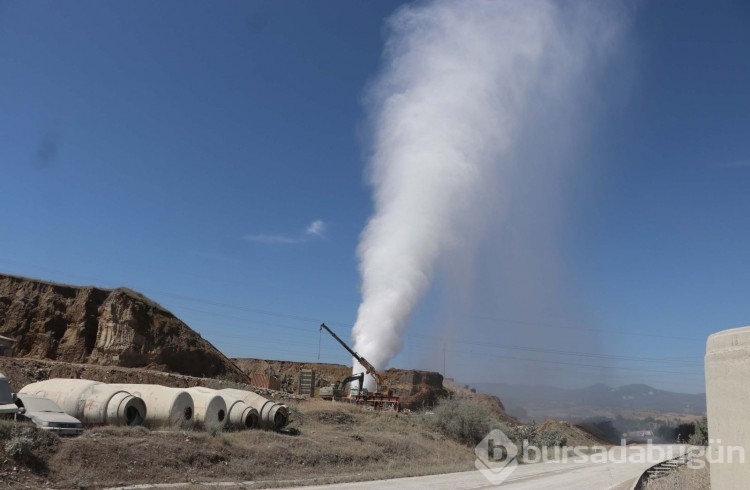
[319,323,400,411]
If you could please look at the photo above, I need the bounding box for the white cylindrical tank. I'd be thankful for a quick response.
[706,325,750,489]
[111,384,195,429]
[20,379,146,426]
[184,388,227,432]
[219,388,288,430]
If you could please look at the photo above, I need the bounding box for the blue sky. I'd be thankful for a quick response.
[1,1,748,394]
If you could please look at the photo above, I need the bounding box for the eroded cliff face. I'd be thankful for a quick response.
[0,274,247,383]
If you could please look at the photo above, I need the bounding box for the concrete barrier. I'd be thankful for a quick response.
[20,379,146,426]
[705,325,750,489]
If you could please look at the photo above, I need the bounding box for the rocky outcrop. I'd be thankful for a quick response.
[0,274,247,383]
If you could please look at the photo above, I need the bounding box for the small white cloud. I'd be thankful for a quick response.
[244,219,327,245]
[305,219,326,237]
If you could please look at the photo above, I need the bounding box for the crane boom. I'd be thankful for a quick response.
[319,323,383,388]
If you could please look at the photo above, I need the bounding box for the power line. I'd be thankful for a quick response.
[0,259,709,374]
[157,286,705,342]
[428,353,703,376]
[0,257,710,344]
[176,303,704,367]
[467,314,706,341]
[403,333,702,365]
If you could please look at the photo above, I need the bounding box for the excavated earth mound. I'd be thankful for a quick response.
[0,357,303,403]
[234,358,506,414]
[0,273,247,383]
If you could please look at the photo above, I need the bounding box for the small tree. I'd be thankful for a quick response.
[507,422,567,447]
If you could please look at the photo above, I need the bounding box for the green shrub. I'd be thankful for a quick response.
[534,428,566,447]
[4,426,38,462]
[428,397,493,446]
[506,422,567,447]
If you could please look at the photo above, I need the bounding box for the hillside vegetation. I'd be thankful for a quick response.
[1,391,613,489]
[0,399,475,488]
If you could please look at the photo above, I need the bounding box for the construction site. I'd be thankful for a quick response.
[0,273,567,488]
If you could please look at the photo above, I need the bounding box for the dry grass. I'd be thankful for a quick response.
[645,457,710,490]
[0,400,477,489]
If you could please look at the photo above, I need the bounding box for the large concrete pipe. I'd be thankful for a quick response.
[219,388,288,430]
[706,326,750,489]
[225,397,259,430]
[19,379,146,426]
[184,388,228,432]
[189,387,258,430]
[111,384,195,429]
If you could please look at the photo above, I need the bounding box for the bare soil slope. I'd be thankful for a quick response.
[444,379,516,424]
[537,419,610,447]
[0,273,247,383]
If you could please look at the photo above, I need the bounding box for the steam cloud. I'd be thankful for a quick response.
[352,0,626,386]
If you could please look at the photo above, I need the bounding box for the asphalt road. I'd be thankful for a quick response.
[275,445,687,490]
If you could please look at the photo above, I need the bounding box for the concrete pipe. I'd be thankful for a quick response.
[223,395,259,430]
[188,387,257,430]
[184,388,228,432]
[20,378,99,416]
[705,326,750,489]
[111,384,195,429]
[19,379,146,426]
[219,388,288,430]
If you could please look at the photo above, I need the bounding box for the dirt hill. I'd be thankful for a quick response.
[443,380,513,421]
[0,273,247,383]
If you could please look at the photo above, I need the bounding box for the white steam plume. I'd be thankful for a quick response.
[353,0,626,386]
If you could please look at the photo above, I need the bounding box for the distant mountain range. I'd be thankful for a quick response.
[470,382,706,420]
